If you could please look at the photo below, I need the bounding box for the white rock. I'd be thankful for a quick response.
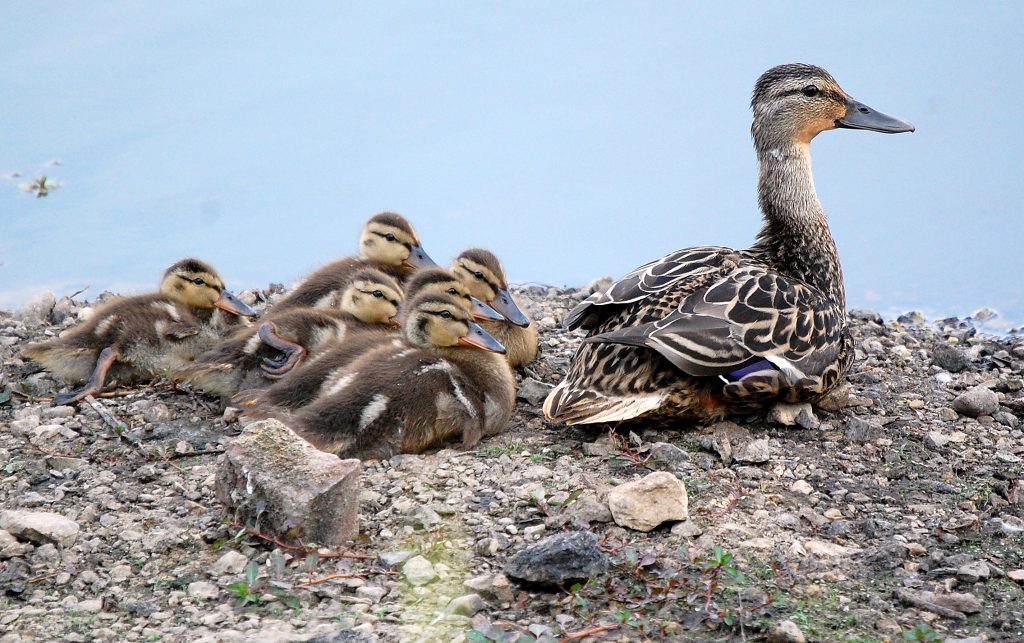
[0,510,79,547]
[790,480,814,495]
[210,550,249,576]
[187,581,220,599]
[402,555,438,586]
[608,471,689,532]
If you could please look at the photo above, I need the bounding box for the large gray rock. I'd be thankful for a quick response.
[16,292,55,324]
[607,471,689,531]
[505,531,608,586]
[516,378,554,406]
[952,386,999,418]
[401,555,437,586]
[0,510,79,547]
[215,419,361,546]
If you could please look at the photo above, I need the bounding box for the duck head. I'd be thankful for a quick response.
[160,258,255,317]
[341,268,404,327]
[404,267,504,322]
[751,64,914,150]
[403,292,506,353]
[358,211,436,271]
[450,248,530,327]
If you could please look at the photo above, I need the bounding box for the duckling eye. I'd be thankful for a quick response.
[802,85,820,98]
[446,287,458,295]
[372,290,384,298]
[474,271,485,280]
[439,310,453,319]
[193,277,206,286]
[384,233,397,242]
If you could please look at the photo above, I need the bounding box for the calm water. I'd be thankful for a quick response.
[2,4,1022,329]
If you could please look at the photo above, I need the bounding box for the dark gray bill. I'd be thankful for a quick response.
[403,244,437,270]
[470,296,504,321]
[491,287,530,327]
[836,97,915,133]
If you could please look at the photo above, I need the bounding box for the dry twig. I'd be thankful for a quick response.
[560,623,619,641]
[230,522,375,560]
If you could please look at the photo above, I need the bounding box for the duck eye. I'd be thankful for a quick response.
[446,287,458,295]
[474,271,485,280]
[440,310,452,319]
[802,85,820,97]
[193,277,206,286]
[384,233,397,242]
[372,290,384,298]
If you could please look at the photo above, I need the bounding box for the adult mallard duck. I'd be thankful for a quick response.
[234,266,502,412]
[287,291,514,460]
[543,64,914,425]
[23,258,255,404]
[272,211,435,311]
[174,268,403,398]
[450,248,539,368]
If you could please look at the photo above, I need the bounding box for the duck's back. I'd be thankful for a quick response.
[292,346,490,460]
[274,258,408,311]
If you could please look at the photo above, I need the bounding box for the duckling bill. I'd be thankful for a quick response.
[23,258,255,404]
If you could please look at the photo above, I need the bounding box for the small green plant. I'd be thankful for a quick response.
[903,623,940,642]
[227,561,261,607]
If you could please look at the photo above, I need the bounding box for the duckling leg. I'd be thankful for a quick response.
[53,346,121,405]
[257,322,306,378]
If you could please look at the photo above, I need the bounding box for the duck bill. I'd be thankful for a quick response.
[215,289,257,318]
[457,321,506,354]
[402,244,437,270]
[490,288,530,327]
[836,97,915,133]
[386,316,402,329]
[470,296,505,322]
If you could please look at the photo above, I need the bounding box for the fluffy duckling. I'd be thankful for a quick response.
[289,291,515,460]
[23,258,255,404]
[235,266,498,411]
[273,211,434,311]
[451,248,539,368]
[175,269,402,398]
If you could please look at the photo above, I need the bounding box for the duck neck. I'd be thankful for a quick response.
[750,142,845,310]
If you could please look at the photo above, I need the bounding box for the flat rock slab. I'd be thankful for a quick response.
[0,510,79,547]
[505,531,608,586]
[608,471,689,531]
[215,419,361,547]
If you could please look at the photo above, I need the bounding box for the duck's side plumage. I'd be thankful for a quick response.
[544,64,912,425]
[23,257,255,404]
[284,292,514,459]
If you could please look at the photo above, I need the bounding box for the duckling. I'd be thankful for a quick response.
[174,269,403,398]
[450,248,539,368]
[23,258,256,404]
[543,64,914,425]
[234,266,500,411]
[288,291,514,460]
[273,211,434,311]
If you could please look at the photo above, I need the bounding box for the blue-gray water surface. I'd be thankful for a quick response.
[2,4,1022,330]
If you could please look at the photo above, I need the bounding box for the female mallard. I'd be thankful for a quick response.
[288,291,514,460]
[23,258,255,404]
[174,268,403,398]
[272,211,435,311]
[234,266,502,411]
[450,248,539,368]
[543,64,914,425]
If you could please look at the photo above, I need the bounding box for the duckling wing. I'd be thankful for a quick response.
[588,264,845,381]
[564,246,740,331]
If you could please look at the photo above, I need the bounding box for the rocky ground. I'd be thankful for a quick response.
[1,285,1024,643]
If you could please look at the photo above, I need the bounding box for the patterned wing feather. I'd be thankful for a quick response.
[564,246,740,330]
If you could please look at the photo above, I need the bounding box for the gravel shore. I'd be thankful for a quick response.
[2,286,1023,642]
